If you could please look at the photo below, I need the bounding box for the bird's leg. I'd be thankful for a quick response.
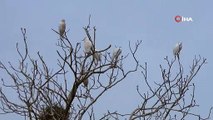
[177,53,180,61]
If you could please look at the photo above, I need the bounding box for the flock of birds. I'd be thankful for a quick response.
[58,19,122,63]
[58,19,122,87]
[58,19,182,87]
[58,19,182,59]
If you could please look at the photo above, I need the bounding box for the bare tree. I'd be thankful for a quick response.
[0,20,140,119]
[129,56,212,120]
[100,57,213,120]
[0,20,212,120]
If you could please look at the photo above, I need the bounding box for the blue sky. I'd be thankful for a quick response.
[0,0,213,119]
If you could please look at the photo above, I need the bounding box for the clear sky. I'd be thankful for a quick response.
[0,0,213,119]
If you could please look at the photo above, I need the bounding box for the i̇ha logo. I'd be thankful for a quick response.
[175,15,193,23]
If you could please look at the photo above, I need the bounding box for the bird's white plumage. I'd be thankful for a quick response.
[93,49,101,64]
[173,42,182,58]
[83,37,93,54]
[112,47,122,61]
[59,19,66,38]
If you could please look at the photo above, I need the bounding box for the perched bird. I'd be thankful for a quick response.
[93,49,101,65]
[112,47,122,61]
[83,37,93,54]
[173,42,182,59]
[59,19,66,38]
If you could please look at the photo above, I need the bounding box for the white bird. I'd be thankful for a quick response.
[83,37,93,54]
[59,19,66,38]
[173,42,182,59]
[112,47,122,61]
[93,49,101,65]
